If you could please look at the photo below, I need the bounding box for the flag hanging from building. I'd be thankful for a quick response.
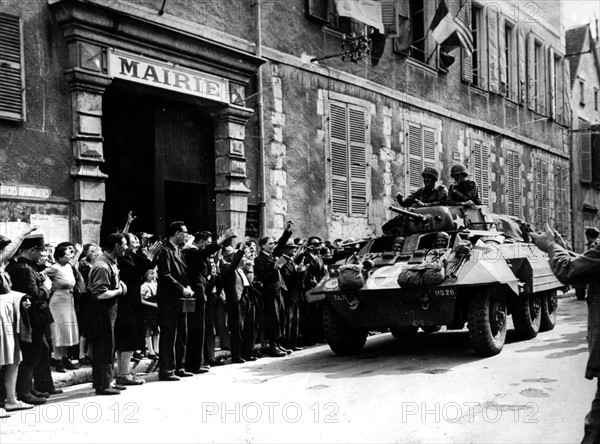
[429,0,456,44]
[334,0,385,33]
[454,1,474,57]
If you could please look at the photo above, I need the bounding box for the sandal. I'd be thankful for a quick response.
[4,400,34,412]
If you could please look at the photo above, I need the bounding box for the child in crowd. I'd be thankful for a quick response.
[140,268,159,360]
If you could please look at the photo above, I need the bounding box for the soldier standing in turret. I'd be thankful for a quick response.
[396,167,447,208]
[447,164,481,207]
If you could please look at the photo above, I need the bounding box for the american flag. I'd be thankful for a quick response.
[454,1,474,57]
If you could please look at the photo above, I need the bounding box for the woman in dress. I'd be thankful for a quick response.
[45,244,84,371]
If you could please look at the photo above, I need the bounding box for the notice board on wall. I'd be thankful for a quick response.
[245,204,260,240]
[0,200,71,245]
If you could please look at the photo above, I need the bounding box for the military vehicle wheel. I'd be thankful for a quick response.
[539,290,558,332]
[390,326,418,346]
[512,293,542,339]
[323,302,367,355]
[421,326,441,334]
[467,288,507,356]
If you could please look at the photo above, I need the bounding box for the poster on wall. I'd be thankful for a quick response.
[29,214,70,245]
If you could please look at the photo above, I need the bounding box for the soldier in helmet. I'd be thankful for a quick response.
[396,167,447,208]
[434,231,450,249]
[447,164,481,207]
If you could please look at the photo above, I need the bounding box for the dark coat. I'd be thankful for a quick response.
[220,249,245,304]
[546,243,600,379]
[254,229,293,292]
[184,243,220,302]
[401,185,448,207]
[156,241,189,303]
[279,256,304,304]
[447,180,481,205]
[5,258,53,329]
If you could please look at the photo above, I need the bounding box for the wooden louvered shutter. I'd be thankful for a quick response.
[548,47,556,119]
[461,2,473,84]
[472,140,490,206]
[380,0,397,35]
[349,106,367,216]
[506,150,520,217]
[330,103,349,214]
[0,13,25,121]
[535,159,548,228]
[527,32,535,110]
[562,59,571,127]
[423,127,436,169]
[581,121,592,183]
[555,164,568,235]
[517,28,526,104]
[408,123,423,192]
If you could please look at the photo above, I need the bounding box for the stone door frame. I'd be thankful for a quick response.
[50,0,265,242]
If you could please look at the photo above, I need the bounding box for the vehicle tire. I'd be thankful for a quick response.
[512,293,542,339]
[539,290,558,332]
[323,302,367,355]
[421,326,441,334]
[390,326,418,347]
[467,288,507,356]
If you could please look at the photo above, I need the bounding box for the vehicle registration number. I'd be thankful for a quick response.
[427,288,456,297]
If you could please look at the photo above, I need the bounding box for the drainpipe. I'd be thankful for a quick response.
[255,0,267,238]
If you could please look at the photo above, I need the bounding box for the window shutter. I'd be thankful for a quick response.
[380,0,397,35]
[487,6,499,94]
[562,59,571,127]
[506,150,520,217]
[548,47,555,119]
[555,164,568,235]
[581,121,592,183]
[423,127,436,169]
[539,44,547,115]
[535,159,549,228]
[349,106,367,216]
[330,103,349,214]
[472,140,490,206]
[517,28,526,104]
[408,123,423,192]
[527,32,535,110]
[498,14,507,95]
[0,13,25,121]
[461,3,473,84]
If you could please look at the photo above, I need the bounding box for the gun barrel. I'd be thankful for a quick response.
[388,206,429,224]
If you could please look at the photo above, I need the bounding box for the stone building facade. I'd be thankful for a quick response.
[566,22,600,252]
[0,0,573,245]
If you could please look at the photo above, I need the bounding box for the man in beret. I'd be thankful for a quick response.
[396,167,448,208]
[5,234,53,405]
[279,240,304,351]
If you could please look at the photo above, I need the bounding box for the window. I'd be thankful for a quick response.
[535,158,549,229]
[595,88,598,112]
[581,119,592,183]
[471,139,490,206]
[579,78,585,105]
[555,164,568,236]
[550,50,565,122]
[504,21,517,101]
[506,150,520,217]
[307,0,329,22]
[471,5,485,88]
[407,122,436,192]
[408,0,426,62]
[329,102,368,216]
[0,12,25,121]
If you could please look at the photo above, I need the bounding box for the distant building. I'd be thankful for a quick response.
[566,21,600,252]
[0,0,573,244]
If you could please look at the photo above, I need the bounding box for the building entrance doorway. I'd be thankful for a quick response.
[101,83,216,239]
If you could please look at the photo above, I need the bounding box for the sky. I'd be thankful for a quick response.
[562,0,599,30]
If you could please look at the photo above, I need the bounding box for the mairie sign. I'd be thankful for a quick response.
[108,49,230,103]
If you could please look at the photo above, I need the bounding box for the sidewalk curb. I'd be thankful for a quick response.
[52,350,232,389]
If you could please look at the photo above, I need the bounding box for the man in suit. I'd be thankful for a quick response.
[254,221,294,357]
[185,228,236,373]
[279,241,304,351]
[156,221,194,381]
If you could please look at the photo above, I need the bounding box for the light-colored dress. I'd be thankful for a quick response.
[47,263,79,347]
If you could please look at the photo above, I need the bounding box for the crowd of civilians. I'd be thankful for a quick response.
[0,216,360,412]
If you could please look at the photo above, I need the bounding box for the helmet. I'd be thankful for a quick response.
[450,164,468,177]
[421,167,439,180]
[434,231,450,240]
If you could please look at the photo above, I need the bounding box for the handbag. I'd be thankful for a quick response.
[176,298,196,313]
